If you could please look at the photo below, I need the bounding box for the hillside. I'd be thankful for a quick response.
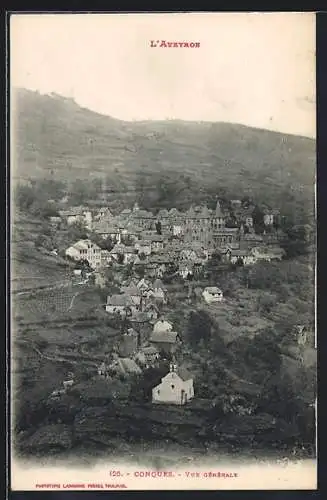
[12,88,315,216]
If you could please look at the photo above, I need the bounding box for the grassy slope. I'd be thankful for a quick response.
[12,88,315,215]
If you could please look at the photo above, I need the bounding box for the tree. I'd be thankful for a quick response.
[14,184,35,210]
[187,310,212,348]
[35,234,53,251]
[38,179,66,201]
[205,251,224,279]
[243,329,282,384]
[252,205,265,234]
[90,233,113,251]
[117,253,125,265]
[68,220,88,241]
[257,292,276,314]
[70,179,90,206]
[280,224,312,258]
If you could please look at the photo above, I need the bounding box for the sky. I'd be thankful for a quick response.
[10,13,316,138]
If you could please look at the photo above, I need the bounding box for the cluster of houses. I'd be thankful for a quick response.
[105,276,224,321]
[63,200,285,278]
[96,314,194,406]
[58,199,280,241]
[105,278,166,318]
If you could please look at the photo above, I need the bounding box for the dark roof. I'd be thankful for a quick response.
[130,312,150,323]
[107,294,134,307]
[141,345,160,354]
[132,210,155,219]
[231,249,251,257]
[150,331,179,344]
[113,357,142,374]
[121,284,141,296]
[177,367,193,381]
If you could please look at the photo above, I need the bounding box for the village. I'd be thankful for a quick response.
[45,198,288,407]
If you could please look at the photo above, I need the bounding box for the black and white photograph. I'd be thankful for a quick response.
[9,12,316,490]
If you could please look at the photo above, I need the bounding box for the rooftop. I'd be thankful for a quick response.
[204,286,223,294]
[107,294,134,307]
[110,244,135,254]
[150,331,179,344]
[69,239,100,251]
[114,357,142,375]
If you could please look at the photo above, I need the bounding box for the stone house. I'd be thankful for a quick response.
[202,286,224,304]
[120,283,143,309]
[149,330,181,355]
[224,248,256,266]
[134,345,160,367]
[153,319,173,334]
[65,239,102,269]
[152,364,194,405]
[105,294,136,317]
[212,228,239,248]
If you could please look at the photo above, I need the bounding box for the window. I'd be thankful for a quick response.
[171,385,175,389]
[157,390,160,395]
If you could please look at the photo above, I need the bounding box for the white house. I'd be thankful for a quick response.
[172,224,183,237]
[152,364,194,405]
[65,239,102,269]
[202,286,223,304]
[153,318,173,335]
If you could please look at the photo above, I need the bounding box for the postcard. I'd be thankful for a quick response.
[9,12,317,490]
